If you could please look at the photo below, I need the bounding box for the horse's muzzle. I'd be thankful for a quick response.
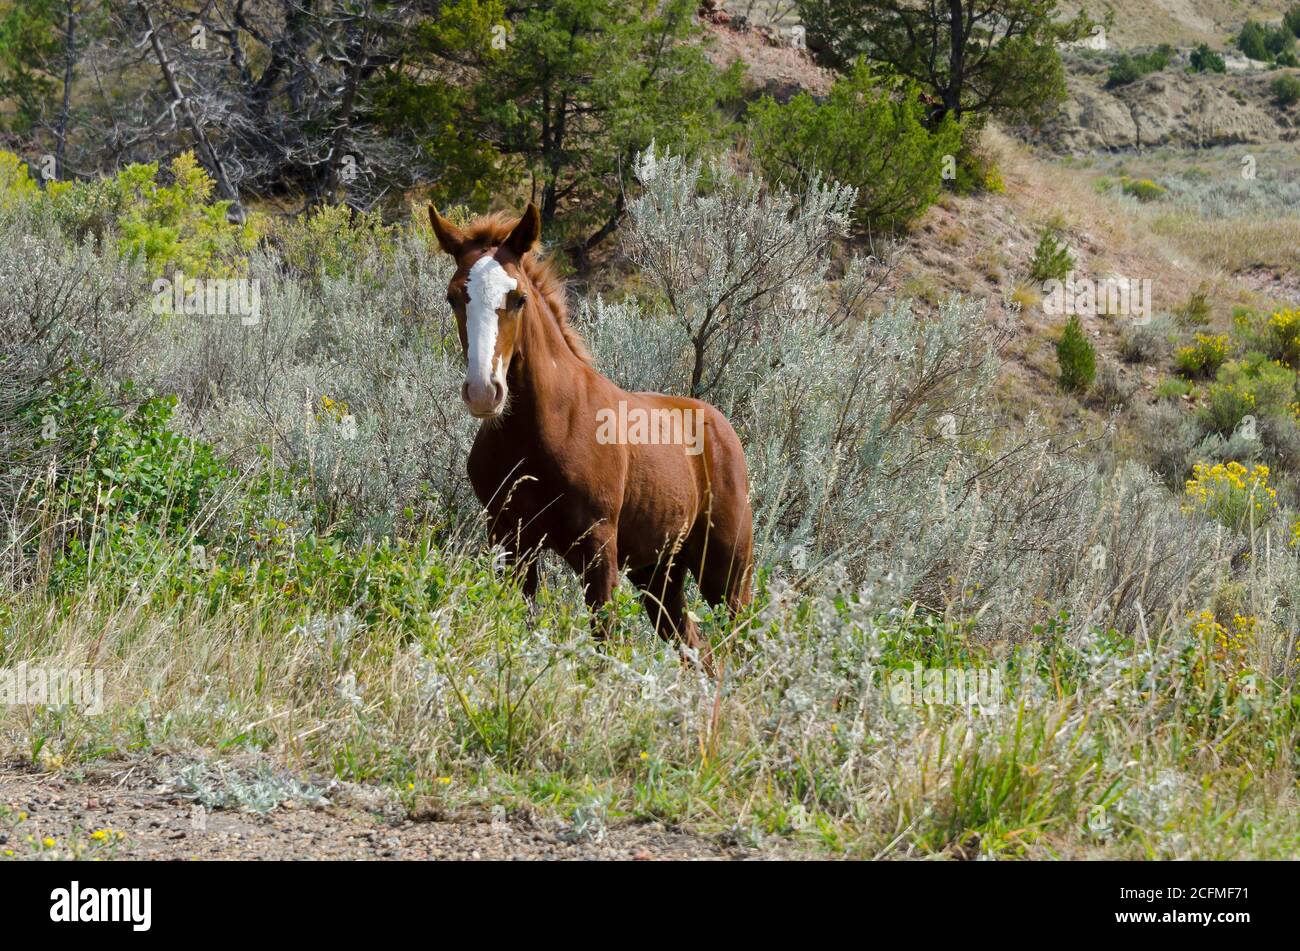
[463,377,505,418]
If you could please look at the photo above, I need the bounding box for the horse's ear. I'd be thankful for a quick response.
[428,204,465,257]
[504,203,541,258]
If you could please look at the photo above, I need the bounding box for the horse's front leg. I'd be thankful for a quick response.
[486,500,542,602]
[568,529,619,640]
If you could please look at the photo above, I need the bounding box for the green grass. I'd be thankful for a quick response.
[2,504,1296,860]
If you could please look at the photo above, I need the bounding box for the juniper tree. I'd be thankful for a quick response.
[424,0,741,256]
[1057,315,1096,393]
[795,0,1098,126]
[746,61,961,229]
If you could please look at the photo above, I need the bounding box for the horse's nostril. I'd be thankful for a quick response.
[492,379,505,404]
[461,381,471,404]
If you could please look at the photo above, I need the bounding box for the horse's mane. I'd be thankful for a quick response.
[463,211,593,367]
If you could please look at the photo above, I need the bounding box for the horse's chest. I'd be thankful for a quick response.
[467,431,610,523]
[467,435,520,502]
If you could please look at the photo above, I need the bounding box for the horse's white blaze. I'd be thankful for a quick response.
[465,254,517,405]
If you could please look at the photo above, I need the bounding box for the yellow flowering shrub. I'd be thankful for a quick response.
[1120,177,1166,201]
[1266,308,1300,367]
[0,150,40,210]
[1197,354,1296,435]
[276,202,394,280]
[318,393,350,422]
[1183,461,1277,529]
[1174,333,1230,379]
[1189,610,1257,671]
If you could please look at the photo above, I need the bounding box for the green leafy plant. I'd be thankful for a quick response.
[417,0,741,252]
[1028,227,1074,281]
[1175,286,1212,327]
[1271,74,1300,106]
[1189,44,1226,74]
[964,151,1007,194]
[0,0,62,134]
[0,149,39,209]
[1155,376,1193,400]
[1056,315,1096,392]
[1239,21,1269,60]
[1238,20,1294,61]
[1196,354,1297,436]
[45,152,260,276]
[1266,23,1296,57]
[276,203,396,283]
[1287,4,1300,39]
[1107,45,1173,87]
[20,371,233,588]
[796,0,1099,126]
[747,62,961,228]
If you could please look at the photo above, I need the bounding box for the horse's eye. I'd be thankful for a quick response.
[446,294,455,306]
[515,293,528,309]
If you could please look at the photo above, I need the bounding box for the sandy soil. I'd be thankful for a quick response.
[699,19,834,100]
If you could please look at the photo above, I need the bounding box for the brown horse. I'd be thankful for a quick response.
[429,203,753,665]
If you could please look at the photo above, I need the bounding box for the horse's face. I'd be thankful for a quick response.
[429,204,541,419]
[447,249,528,418]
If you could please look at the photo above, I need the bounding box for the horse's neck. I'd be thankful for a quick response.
[506,295,586,421]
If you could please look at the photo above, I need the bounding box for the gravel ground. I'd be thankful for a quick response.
[0,761,779,861]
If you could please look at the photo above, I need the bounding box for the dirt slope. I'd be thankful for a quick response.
[1039,54,1299,154]
[1059,0,1293,48]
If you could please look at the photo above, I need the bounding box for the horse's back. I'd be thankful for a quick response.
[616,391,751,569]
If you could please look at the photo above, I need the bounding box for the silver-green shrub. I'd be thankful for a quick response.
[0,207,152,508]
[593,146,1232,641]
[138,227,476,537]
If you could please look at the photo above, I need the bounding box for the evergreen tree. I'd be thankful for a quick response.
[796,0,1098,126]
